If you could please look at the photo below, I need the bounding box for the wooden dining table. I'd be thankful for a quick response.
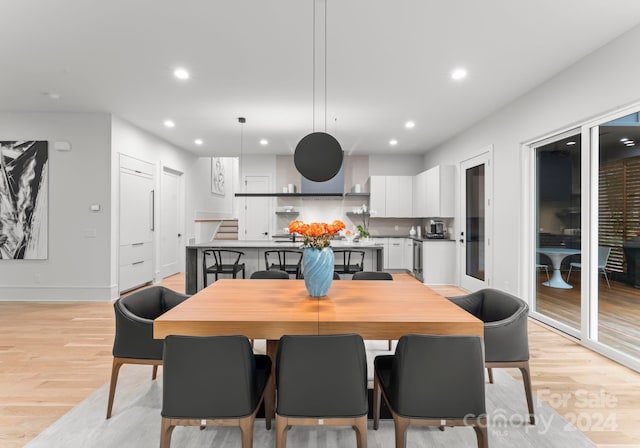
[154,278,483,424]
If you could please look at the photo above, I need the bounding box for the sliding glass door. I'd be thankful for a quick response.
[529,108,640,369]
[533,130,582,336]
[594,112,640,360]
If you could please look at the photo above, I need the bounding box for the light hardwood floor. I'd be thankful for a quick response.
[0,274,638,448]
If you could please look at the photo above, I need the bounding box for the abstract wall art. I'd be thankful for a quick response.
[0,140,49,259]
[211,157,225,195]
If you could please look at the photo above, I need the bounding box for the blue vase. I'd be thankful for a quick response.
[303,247,334,297]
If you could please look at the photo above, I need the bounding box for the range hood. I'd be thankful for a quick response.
[300,162,344,197]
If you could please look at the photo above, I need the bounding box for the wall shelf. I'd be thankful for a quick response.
[344,192,370,197]
[275,211,299,216]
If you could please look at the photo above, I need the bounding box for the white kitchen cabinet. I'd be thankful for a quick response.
[119,154,154,292]
[368,176,413,217]
[413,165,455,218]
[403,238,414,270]
[425,165,455,217]
[422,240,456,285]
[412,171,427,217]
[387,238,404,268]
[369,176,386,217]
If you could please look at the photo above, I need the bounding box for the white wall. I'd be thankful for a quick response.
[370,155,425,176]
[0,112,113,300]
[111,117,211,292]
[423,24,640,295]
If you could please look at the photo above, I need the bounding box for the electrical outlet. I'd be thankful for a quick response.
[394,225,399,231]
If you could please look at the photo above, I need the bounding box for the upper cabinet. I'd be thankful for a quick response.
[413,165,455,217]
[368,175,413,217]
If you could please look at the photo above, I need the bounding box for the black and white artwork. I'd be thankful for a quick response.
[0,141,48,259]
[211,157,225,195]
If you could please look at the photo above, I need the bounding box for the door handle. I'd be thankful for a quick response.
[262,232,268,235]
[459,239,464,243]
[178,233,182,237]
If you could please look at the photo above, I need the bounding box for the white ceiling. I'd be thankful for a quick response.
[2,0,640,157]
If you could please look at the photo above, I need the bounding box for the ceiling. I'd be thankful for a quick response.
[2,0,640,157]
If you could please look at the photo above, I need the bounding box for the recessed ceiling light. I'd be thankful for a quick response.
[404,121,415,129]
[173,68,190,80]
[194,139,203,145]
[259,139,268,146]
[625,141,635,146]
[566,141,577,146]
[451,68,467,81]
[389,139,398,146]
[620,137,629,142]
[164,120,175,128]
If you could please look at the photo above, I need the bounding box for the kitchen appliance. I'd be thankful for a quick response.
[412,240,423,281]
[426,220,445,239]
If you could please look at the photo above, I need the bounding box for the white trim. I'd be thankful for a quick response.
[530,312,580,339]
[0,285,116,301]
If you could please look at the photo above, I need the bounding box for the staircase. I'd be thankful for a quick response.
[213,219,239,240]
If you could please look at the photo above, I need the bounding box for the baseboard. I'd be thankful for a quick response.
[0,284,116,301]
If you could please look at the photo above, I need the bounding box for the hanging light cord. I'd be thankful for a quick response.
[324,0,327,133]
[312,0,315,133]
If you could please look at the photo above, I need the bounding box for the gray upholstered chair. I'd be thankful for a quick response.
[352,271,393,280]
[264,250,303,278]
[202,249,245,286]
[160,335,272,448]
[352,270,394,349]
[276,334,368,448]
[449,288,535,424]
[250,269,290,279]
[373,335,488,448]
[107,286,190,419]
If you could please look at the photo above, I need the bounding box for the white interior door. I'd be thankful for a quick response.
[459,151,492,291]
[243,175,271,240]
[160,168,183,278]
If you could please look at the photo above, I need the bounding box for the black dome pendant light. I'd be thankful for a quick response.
[294,0,343,182]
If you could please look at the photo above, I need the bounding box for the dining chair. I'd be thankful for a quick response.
[250,269,290,279]
[107,286,190,419]
[448,288,535,424]
[566,246,611,288]
[276,334,368,448]
[264,249,303,278]
[160,335,272,448]
[352,271,394,349]
[333,249,365,275]
[299,271,341,280]
[373,334,487,448]
[352,271,393,280]
[535,254,550,282]
[202,249,245,286]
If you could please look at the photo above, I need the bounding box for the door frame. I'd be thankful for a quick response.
[159,164,185,278]
[458,146,493,291]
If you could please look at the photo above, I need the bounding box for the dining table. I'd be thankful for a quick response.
[537,247,581,289]
[154,278,483,423]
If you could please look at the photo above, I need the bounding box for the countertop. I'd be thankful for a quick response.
[372,235,456,242]
[187,240,385,249]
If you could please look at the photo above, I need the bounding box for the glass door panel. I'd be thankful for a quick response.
[534,131,582,333]
[596,112,640,359]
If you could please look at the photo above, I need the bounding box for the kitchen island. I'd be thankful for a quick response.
[186,240,385,294]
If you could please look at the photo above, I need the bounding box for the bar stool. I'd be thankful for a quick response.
[264,250,303,278]
[333,250,365,275]
[202,249,245,286]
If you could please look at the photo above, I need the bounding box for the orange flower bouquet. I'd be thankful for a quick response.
[288,219,346,249]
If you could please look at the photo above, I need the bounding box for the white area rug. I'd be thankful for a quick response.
[27,342,595,447]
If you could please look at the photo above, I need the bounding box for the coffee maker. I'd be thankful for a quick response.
[426,220,445,239]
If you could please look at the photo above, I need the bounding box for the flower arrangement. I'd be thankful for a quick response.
[288,219,346,249]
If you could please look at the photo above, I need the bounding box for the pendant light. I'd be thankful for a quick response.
[294,0,343,183]
[238,116,245,191]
